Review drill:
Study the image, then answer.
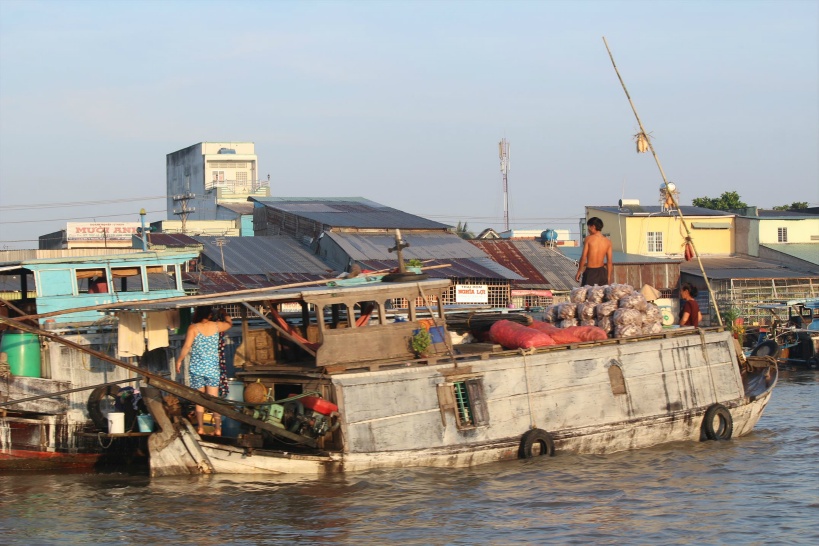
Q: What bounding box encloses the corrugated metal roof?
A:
[512,241,582,292]
[218,202,255,215]
[469,240,550,288]
[757,209,819,219]
[680,255,819,280]
[691,222,730,229]
[559,247,680,264]
[356,258,522,281]
[193,236,334,276]
[251,197,450,230]
[761,243,819,265]
[147,233,202,248]
[324,231,489,260]
[181,271,331,294]
[589,205,733,217]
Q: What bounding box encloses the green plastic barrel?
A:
[0,332,42,377]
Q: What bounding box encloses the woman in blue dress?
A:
[176,306,232,435]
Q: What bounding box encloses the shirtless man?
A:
[575,217,613,286]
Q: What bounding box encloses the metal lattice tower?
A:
[499,138,510,231]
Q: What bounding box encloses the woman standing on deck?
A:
[176,306,232,435]
[679,283,702,327]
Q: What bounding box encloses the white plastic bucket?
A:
[108,412,125,434]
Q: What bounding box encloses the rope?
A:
[96,432,114,449]
[519,349,537,430]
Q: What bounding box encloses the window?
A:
[647,231,663,253]
[438,377,489,429]
[777,227,788,243]
[76,268,108,294]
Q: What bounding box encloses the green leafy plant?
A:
[719,308,746,338]
[406,259,423,268]
[411,329,432,356]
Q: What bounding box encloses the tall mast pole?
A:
[499,138,510,232]
[602,36,723,327]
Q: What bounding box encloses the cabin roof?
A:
[324,231,488,260]
[217,202,255,215]
[0,250,199,268]
[468,240,551,288]
[250,197,451,230]
[356,257,523,280]
[192,235,334,276]
[146,233,202,248]
[107,278,454,310]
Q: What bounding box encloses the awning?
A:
[511,289,553,297]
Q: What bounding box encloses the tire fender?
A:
[87,385,122,430]
[518,428,555,459]
[702,403,734,441]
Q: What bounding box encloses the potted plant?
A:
[411,328,432,358]
[405,259,423,274]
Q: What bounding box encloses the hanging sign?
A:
[67,222,140,241]
[455,284,488,304]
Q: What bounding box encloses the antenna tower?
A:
[499,138,510,231]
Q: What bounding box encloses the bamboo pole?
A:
[602,36,723,327]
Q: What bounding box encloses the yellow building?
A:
[585,202,735,258]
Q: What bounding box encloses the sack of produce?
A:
[613,308,642,326]
[597,316,613,333]
[587,286,605,304]
[595,300,618,317]
[557,303,577,319]
[565,325,609,341]
[605,283,634,301]
[558,319,578,329]
[614,324,642,337]
[529,321,582,344]
[619,292,648,311]
[569,287,588,303]
[489,320,555,349]
[577,302,596,320]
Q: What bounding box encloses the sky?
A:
[0,0,817,249]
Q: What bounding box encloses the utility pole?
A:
[214,237,227,271]
[172,192,196,234]
[499,138,510,232]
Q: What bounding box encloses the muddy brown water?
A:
[1,369,817,545]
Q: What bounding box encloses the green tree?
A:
[772,201,809,211]
[692,191,748,211]
[455,221,475,240]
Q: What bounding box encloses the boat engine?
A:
[244,396,340,439]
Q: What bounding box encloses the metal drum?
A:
[221,379,245,438]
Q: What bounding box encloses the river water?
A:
[1,369,817,545]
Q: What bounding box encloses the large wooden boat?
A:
[2,276,778,476]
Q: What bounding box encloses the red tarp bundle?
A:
[489,320,556,349]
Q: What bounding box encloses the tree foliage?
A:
[772,202,809,211]
[691,191,748,211]
[455,221,475,240]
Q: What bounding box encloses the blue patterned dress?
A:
[188,326,221,389]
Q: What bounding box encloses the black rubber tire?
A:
[518,428,555,459]
[381,272,429,283]
[702,404,734,441]
[87,385,121,430]
[750,340,779,358]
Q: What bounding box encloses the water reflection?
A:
[1,371,818,544]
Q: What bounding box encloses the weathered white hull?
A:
[152,329,777,476]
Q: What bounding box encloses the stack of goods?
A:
[543,284,663,339]
[489,320,555,349]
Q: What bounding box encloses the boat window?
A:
[354,301,380,326]
[76,268,109,294]
[608,363,627,395]
[452,378,489,429]
[146,265,178,292]
[111,266,143,293]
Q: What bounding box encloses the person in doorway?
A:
[679,283,702,327]
[575,217,613,286]
[176,306,232,435]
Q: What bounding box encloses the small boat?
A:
[749,299,819,369]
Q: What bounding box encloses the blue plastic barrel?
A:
[0,332,41,378]
[221,379,245,438]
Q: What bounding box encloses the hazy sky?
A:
[1,0,817,249]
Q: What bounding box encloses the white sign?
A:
[455,284,488,304]
[67,222,140,241]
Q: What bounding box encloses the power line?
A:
[0,209,166,225]
[0,195,168,211]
